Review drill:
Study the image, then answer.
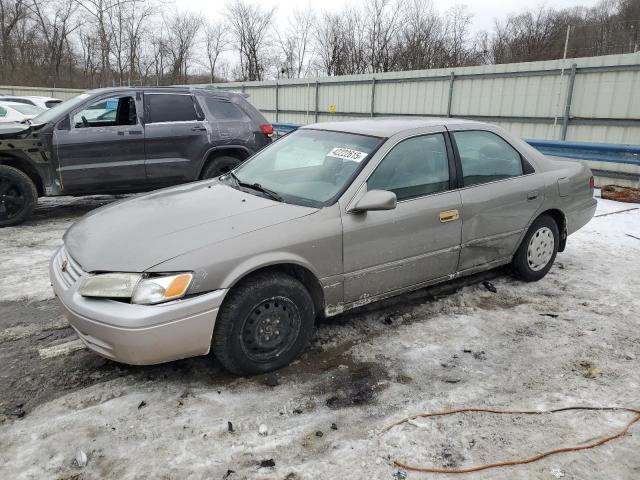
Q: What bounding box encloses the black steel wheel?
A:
[213,272,315,375]
[0,165,38,227]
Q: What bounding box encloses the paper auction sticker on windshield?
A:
[327,147,368,163]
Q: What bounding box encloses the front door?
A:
[449,129,544,271]
[55,94,146,193]
[143,92,210,187]
[341,132,462,304]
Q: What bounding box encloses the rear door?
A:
[143,92,210,187]
[449,128,544,271]
[54,93,146,193]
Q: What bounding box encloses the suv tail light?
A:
[260,124,273,135]
[589,175,594,189]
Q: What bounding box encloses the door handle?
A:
[527,191,539,200]
[128,130,143,135]
[439,209,460,223]
[191,125,207,131]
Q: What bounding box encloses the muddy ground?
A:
[0,194,639,480]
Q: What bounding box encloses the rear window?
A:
[45,100,62,108]
[145,94,198,123]
[10,103,43,115]
[205,98,245,120]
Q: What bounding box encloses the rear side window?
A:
[452,130,523,187]
[0,107,6,117]
[368,134,450,201]
[205,98,245,120]
[145,94,198,123]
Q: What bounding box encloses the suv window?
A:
[453,130,523,187]
[205,97,245,120]
[0,106,6,117]
[145,94,198,123]
[368,133,450,201]
[73,96,137,128]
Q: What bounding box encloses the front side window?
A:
[205,97,245,120]
[368,134,450,201]
[73,96,137,128]
[453,130,523,187]
[231,129,383,207]
[145,94,198,123]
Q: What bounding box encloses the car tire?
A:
[201,155,242,179]
[511,214,559,282]
[212,272,315,376]
[0,165,38,228]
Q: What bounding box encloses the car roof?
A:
[85,86,239,98]
[0,95,60,101]
[301,117,485,137]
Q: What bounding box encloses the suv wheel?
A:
[0,165,38,227]
[201,155,242,179]
[511,214,559,282]
[212,272,315,376]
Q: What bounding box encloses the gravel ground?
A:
[0,193,639,480]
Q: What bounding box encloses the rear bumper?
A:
[567,197,597,235]
[49,247,227,365]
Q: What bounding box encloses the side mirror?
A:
[353,189,397,212]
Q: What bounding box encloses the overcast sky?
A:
[173,0,602,33]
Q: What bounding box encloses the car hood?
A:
[64,180,317,272]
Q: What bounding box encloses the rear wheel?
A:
[0,165,37,227]
[212,272,315,376]
[511,214,559,282]
[201,155,242,179]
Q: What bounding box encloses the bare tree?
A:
[275,7,314,78]
[165,11,201,83]
[202,20,229,84]
[0,0,30,81]
[31,0,79,86]
[226,0,275,81]
[364,0,403,73]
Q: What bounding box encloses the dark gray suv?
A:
[0,86,272,226]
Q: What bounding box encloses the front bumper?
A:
[49,247,228,365]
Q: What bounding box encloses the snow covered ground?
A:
[0,193,639,479]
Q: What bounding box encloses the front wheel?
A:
[0,165,38,227]
[212,272,315,375]
[511,215,559,282]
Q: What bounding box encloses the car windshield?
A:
[8,103,43,115]
[32,93,90,125]
[231,129,384,207]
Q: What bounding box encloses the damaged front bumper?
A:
[49,246,227,365]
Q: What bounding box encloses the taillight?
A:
[260,124,273,135]
[589,176,594,189]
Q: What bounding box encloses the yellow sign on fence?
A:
[328,104,337,113]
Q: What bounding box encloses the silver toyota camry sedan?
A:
[50,118,596,375]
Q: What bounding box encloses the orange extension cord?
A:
[381,406,640,474]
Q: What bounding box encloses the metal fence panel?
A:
[214,52,640,144]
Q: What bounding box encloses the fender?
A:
[219,251,322,291]
[197,144,253,178]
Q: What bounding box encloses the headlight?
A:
[80,273,142,298]
[80,272,193,305]
[131,273,193,305]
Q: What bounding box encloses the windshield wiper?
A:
[227,172,283,202]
